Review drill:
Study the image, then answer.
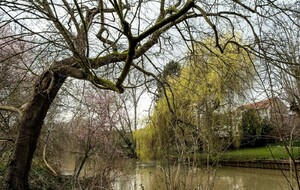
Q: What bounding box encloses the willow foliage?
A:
[136,37,255,160]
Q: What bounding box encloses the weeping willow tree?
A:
[0,0,299,188]
[135,37,255,160]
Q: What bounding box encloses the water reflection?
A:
[113,162,297,190]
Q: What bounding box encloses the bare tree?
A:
[0,24,36,167]
[112,70,151,158]
[0,0,299,189]
[67,89,124,189]
[261,4,300,115]
[252,2,300,187]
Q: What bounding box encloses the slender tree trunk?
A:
[3,70,66,190]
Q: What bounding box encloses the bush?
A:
[240,109,274,148]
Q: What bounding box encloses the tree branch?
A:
[135,0,195,42]
[0,138,14,143]
[194,5,223,53]
[43,144,58,176]
[0,105,22,118]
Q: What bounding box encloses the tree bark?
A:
[3,70,66,190]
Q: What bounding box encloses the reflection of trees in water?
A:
[216,167,293,190]
[114,164,295,190]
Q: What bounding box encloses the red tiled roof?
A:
[239,98,277,110]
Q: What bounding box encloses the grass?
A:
[216,146,300,161]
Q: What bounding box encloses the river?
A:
[113,161,297,190]
[61,156,298,190]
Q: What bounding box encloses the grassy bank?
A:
[216,146,300,162]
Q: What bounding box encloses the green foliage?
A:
[240,109,274,147]
[291,139,300,147]
[157,61,181,98]
[113,130,137,158]
[134,124,158,160]
[241,109,262,139]
[136,36,255,160]
[162,61,181,79]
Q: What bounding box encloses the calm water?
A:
[61,156,298,190]
[113,162,298,190]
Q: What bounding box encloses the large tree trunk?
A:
[3,70,66,190]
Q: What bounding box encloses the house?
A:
[199,98,300,149]
[237,97,289,121]
[236,97,300,141]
